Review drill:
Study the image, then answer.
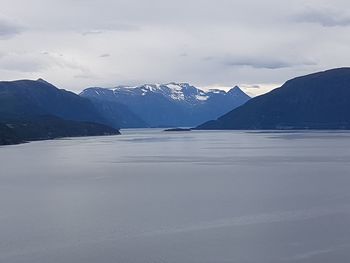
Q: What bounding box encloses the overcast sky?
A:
[1,0,350,95]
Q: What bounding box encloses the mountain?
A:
[0,79,107,124]
[0,79,120,145]
[0,123,23,145]
[1,115,118,144]
[82,97,148,128]
[80,83,250,127]
[197,68,350,130]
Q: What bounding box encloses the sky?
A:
[1,0,350,95]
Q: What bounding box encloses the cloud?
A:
[225,58,292,69]
[223,56,317,69]
[81,24,139,36]
[239,83,280,97]
[293,7,350,27]
[0,17,24,39]
[99,53,111,58]
[81,30,103,36]
[0,51,89,73]
[74,74,97,79]
[242,84,261,89]
[0,52,47,72]
[0,0,349,93]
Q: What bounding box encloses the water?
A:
[1,129,350,263]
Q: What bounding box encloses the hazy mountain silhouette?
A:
[81,83,250,127]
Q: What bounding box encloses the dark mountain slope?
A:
[0,79,120,145]
[2,116,119,143]
[197,68,350,130]
[0,123,23,145]
[0,79,106,125]
[84,95,148,128]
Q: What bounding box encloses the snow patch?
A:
[195,95,209,101]
[166,83,185,100]
[209,89,226,94]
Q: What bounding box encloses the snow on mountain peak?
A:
[163,83,185,100]
[97,82,250,103]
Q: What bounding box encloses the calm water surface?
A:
[1,129,350,263]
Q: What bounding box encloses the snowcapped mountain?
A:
[80,83,251,128]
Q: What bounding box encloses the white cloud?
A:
[81,24,139,36]
[223,56,317,69]
[0,16,24,39]
[0,0,349,95]
[0,51,90,73]
[293,7,350,27]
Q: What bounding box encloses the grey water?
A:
[1,129,350,263]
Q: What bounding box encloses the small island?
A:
[164,128,192,132]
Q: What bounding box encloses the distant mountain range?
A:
[2,67,350,145]
[81,83,251,128]
[197,68,350,130]
[0,79,119,145]
[0,79,249,145]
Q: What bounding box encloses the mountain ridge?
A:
[0,79,120,145]
[81,82,251,128]
[196,68,350,130]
